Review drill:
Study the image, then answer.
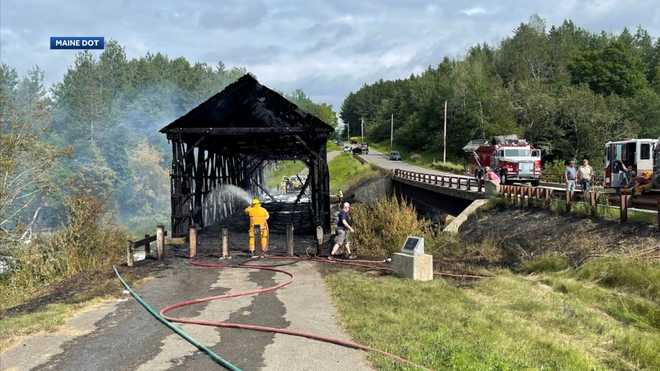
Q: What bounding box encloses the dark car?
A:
[389,151,402,161]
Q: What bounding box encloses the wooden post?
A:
[523,195,529,208]
[565,190,571,212]
[657,200,660,229]
[156,225,165,260]
[590,192,598,217]
[286,224,294,256]
[545,188,551,208]
[126,241,134,267]
[221,227,230,259]
[620,195,629,223]
[144,234,151,258]
[189,225,197,258]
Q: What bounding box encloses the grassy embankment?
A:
[264,161,307,189]
[0,196,130,351]
[327,198,659,370]
[265,151,379,194]
[329,152,379,192]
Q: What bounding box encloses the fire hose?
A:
[114,256,434,370]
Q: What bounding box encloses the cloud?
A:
[460,6,488,16]
[1,0,659,110]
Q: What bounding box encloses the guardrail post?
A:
[467,178,471,191]
[590,192,598,217]
[156,225,165,260]
[221,227,230,259]
[545,188,551,208]
[189,225,197,258]
[565,190,572,212]
[620,195,629,223]
[286,223,295,256]
[126,241,134,267]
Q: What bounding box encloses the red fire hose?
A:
[159,257,431,370]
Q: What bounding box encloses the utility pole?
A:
[347,122,350,141]
[361,117,364,143]
[443,100,447,163]
[390,113,394,152]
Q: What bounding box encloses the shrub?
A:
[350,197,432,257]
[542,160,567,182]
[0,195,128,309]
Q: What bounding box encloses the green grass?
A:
[329,153,379,192]
[327,266,660,370]
[264,160,307,189]
[327,140,341,152]
[518,254,570,273]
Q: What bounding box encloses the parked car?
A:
[352,146,363,155]
[389,151,402,161]
[343,145,352,153]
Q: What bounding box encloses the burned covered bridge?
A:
[160,74,333,236]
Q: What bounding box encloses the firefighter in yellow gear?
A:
[245,197,269,257]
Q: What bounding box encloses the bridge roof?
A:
[159,74,334,135]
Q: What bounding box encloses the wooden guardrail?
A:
[394,169,483,193]
[499,184,660,228]
[126,225,167,267]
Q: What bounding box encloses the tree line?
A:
[0,41,337,244]
[341,16,660,164]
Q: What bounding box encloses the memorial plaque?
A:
[401,236,424,256]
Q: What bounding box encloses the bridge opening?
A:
[160,74,333,237]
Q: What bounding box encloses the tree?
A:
[0,65,65,244]
[569,41,647,96]
[286,89,338,127]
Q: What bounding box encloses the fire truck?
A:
[604,138,658,194]
[463,135,542,186]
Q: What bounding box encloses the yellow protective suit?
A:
[245,198,269,253]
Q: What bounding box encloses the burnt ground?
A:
[459,207,660,265]
[0,232,373,371]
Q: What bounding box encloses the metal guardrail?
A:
[394,169,483,193]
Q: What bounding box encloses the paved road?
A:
[1,240,372,371]
[357,149,463,177]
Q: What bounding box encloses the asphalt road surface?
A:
[357,149,462,177]
[1,241,372,371]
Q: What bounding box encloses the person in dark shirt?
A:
[330,202,355,259]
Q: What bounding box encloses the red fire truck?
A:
[463,135,542,186]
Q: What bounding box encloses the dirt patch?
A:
[459,207,659,266]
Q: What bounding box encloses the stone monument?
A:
[392,236,433,281]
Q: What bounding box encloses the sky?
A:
[1,0,660,111]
